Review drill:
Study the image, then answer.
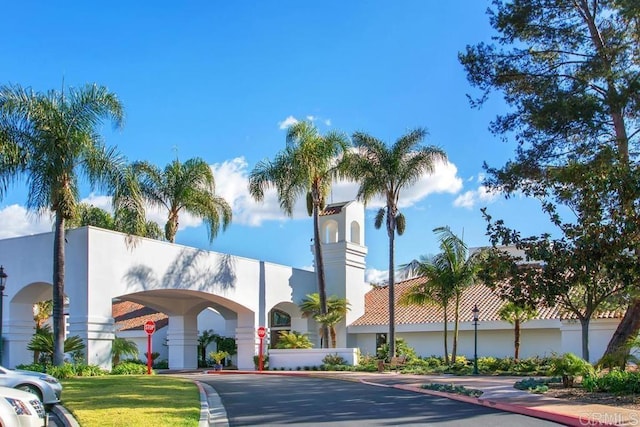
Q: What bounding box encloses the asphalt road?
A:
[197,374,563,426]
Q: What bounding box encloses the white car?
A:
[0,386,46,427]
[0,366,62,406]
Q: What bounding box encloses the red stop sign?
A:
[257,326,266,339]
[144,320,156,335]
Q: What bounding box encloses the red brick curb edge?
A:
[391,384,617,427]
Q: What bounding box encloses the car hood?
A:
[13,370,58,383]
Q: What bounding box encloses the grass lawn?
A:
[60,375,201,427]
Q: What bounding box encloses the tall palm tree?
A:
[0,83,125,365]
[131,157,232,243]
[249,121,349,348]
[498,302,537,361]
[299,293,350,348]
[342,128,446,358]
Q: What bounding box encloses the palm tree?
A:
[27,325,86,365]
[0,83,125,366]
[249,121,349,348]
[130,157,232,243]
[434,227,482,362]
[399,255,456,364]
[67,202,164,240]
[299,293,350,348]
[198,329,218,366]
[498,302,537,361]
[32,300,53,363]
[111,336,139,366]
[342,128,446,358]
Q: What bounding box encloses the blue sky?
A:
[0,1,556,282]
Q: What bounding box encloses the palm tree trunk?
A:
[312,203,329,348]
[452,294,460,363]
[330,326,337,348]
[387,215,396,359]
[514,318,520,361]
[443,307,449,364]
[52,212,66,366]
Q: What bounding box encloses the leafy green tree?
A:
[111,337,139,366]
[478,239,628,362]
[498,302,537,361]
[341,129,446,358]
[0,83,126,365]
[299,293,350,348]
[459,0,640,364]
[130,157,232,243]
[249,121,349,348]
[399,227,481,363]
[460,0,640,368]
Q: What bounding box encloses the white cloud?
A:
[324,119,331,126]
[329,160,463,209]
[211,157,294,226]
[453,185,500,209]
[365,268,388,284]
[0,205,53,238]
[306,115,316,122]
[278,116,299,130]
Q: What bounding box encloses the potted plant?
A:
[209,350,229,371]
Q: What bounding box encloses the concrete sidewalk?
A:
[315,372,640,427]
[197,370,640,427]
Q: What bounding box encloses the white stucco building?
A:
[0,200,624,369]
[0,201,368,370]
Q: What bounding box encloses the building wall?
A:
[350,319,617,361]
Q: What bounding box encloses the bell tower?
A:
[313,201,368,347]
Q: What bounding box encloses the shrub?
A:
[15,363,46,373]
[322,353,347,366]
[549,353,594,387]
[74,364,107,377]
[376,338,417,361]
[253,355,269,369]
[594,369,640,394]
[514,377,561,392]
[112,362,150,375]
[421,383,483,398]
[47,363,76,379]
[153,359,169,369]
[275,331,313,349]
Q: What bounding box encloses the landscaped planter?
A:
[268,348,359,370]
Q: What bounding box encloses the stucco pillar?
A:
[68,315,115,370]
[167,314,198,369]
[5,302,34,368]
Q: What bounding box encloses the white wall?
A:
[349,319,621,361]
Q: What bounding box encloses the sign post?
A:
[257,326,266,371]
[144,320,156,375]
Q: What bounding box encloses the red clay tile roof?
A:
[320,202,348,216]
[350,277,621,327]
[113,301,168,332]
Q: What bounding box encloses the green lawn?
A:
[60,375,201,427]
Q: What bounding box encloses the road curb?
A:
[392,384,617,427]
[50,404,80,427]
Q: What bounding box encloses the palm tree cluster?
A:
[0,83,232,366]
[249,121,447,355]
[1,82,448,363]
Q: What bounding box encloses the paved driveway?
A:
[196,374,562,426]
